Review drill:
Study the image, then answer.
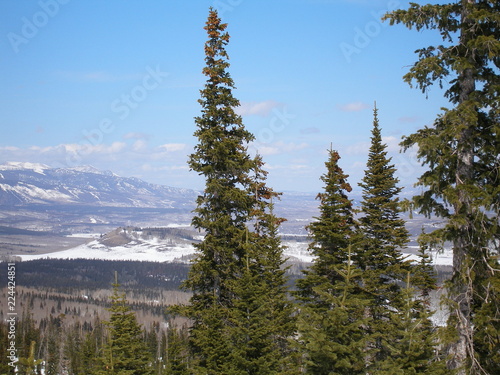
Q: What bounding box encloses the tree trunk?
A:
[446,1,477,373]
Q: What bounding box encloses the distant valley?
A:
[0,161,451,266]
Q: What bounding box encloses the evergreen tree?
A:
[295,148,367,374]
[64,323,85,375]
[357,106,412,368]
[165,324,190,375]
[44,315,63,375]
[97,280,153,375]
[384,2,500,373]
[375,272,447,375]
[357,106,409,274]
[227,162,297,373]
[82,317,106,375]
[179,8,295,374]
[0,322,15,374]
[17,341,43,375]
[18,309,40,364]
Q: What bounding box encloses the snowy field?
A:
[17,240,453,266]
[19,238,198,263]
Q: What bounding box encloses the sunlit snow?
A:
[17,239,453,266]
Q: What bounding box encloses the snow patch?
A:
[18,239,198,263]
[0,162,50,174]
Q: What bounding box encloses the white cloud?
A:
[235,100,282,117]
[141,164,189,172]
[132,139,147,152]
[382,136,402,152]
[338,101,369,112]
[258,145,279,156]
[123,132,150,140]
[159,143,186,153]
[252,141,309,156]
[346,141,370,155]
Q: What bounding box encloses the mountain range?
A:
[0,162,320,235]
[0,161,204,234]
[0,161,198,208]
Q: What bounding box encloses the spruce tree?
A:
[375,272,447,375]
[97,280,153,375]
[357,106,412,368]
[165,324,190,375]
[384,2,500,373]
[226,159,297,373]
[295,148,367,374]
[180,8,295,374]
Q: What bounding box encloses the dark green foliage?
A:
[43,315,63,375]
[385,1,500,372]
[165,324,190,375]
[357,106,409,274]
[374,272,447,375]
[96,281,154,375]
[180,8,295,374]
[64,323,86,375]
[296,149,368,374]
[298,148,357,293]
[357,107,413,368]
[17,309,40,369]
[16,259,189,291]
[0,322,15,374]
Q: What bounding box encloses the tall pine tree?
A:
[384,2,500,373]
[357,106,412,369]
[180,8,295,374]
[295,148,368,374]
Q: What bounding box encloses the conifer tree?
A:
[375,272,447,375]
[226,159,297,373]
[64,323,85,375]
[82,317,106,375]
[180,8,295,374]
[0,322,14,374]
[357,106,411,367]
[17,341,43,375]
[97,280,153,375]
[44,316,63,375]
[384,2,500,373]
[165,325,190,375]
[295,148,367,374]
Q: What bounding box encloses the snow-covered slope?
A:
[16,227,452,266]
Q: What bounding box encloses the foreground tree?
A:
[295,148,368,374]
[179,8,295,374]
[384,1,500,373]
[357,106,412,369]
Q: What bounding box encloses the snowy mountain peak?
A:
[0,162,50,174]
[67,165,116,176]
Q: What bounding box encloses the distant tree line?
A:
[0,285,189,375]
[16,259,189,291]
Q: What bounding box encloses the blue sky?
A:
[0,0,450,192]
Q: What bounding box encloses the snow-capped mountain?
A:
[0,162,198,208]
